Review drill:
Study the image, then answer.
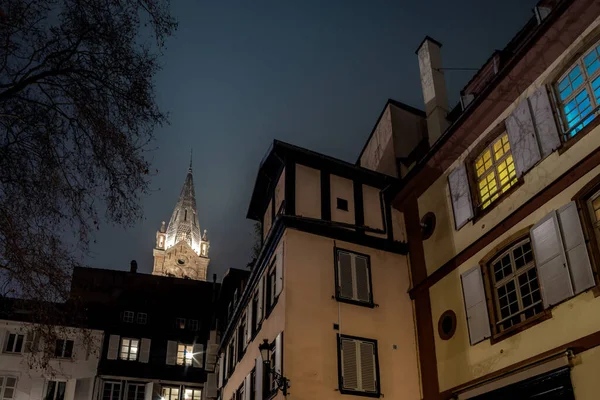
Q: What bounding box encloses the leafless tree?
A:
[0,0,176,368]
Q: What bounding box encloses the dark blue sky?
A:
[87,0,538,279]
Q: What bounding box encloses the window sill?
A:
[490,309,552,345]
[557,114,600,156]
[471,178,525,225]
[338,389,381,398]
[335,295,375,309]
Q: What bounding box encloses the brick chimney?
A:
[416,36,449,146]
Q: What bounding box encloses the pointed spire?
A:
[189,148,193,172]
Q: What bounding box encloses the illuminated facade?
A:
[153,161,210,281]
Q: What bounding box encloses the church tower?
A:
[153,158,210,280]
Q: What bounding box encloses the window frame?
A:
[465,122,523,220]
[336,334,380,398]
[237,314,247,361]
[572,173,600,291]
[126,383,145,400]
[0,376,17,400]
[552,38,600,141]
[333,247,374,308]
[188,319,199,331]
[161,387,179,400]
[177,343,194,366]
[479,228,552,343]
[176,318,186,329]
[54,339,74,358]
[102,382,121,400]
[122,311,134,323]
[183,388,201,400]
[119,337,140,361]
[136,313,147,325]
[4,333,24,354]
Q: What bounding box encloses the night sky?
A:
[86,0,538,280]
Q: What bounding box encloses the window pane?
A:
[45,382,56,400]
[6,334,15,352]
[54,340,64,357]
[56,383,66,400]
[14,335,23,353]
[64,340,74,358]
[584,45,600,75]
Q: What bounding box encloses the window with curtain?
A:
[554,40,600,139]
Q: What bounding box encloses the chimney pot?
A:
[130,260,138,273]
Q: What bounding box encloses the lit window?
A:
[177,343,193,366]
[54,339,74,358]
[474,133,517,209]
[45,381,66,400]
[489,237,542,331]
[126,384,145,400]
[0,377,17,400]
[184,388,201,400]
[136,313,147,325]
[120,338,139,361]
[4,334,23,353]
[555,40,600,138]
[176,318,186,329]
[162,387,179,400]
[123,311,134,323]
[188,319,198,331]
[102,382,121,400]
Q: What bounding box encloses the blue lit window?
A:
[555,42,600,139]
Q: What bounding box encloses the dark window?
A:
[227,340,235,378]
[1,376,17,400]
[188,319,199,331]
[338,335,379,396]
[335,249,373,306]
[251,294,258,337]
[54,339,74,358]
[266,262,277,311]
[236,383,245,400]
[184,209,187,221]
[102,383,121,400]
[238,316,246,360]
[126,384,145,400]
[122,311,134,323]
[45,381,66,400]
[336,198,349,211]
[250,369,256,400]
[4,333,24,353]
[136,312,147,325]
[269,342,277,395]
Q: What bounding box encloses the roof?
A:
[246,140,401,220]
[165,165,202,253]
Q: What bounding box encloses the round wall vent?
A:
[421,212,436,240]
[438,310,457,340]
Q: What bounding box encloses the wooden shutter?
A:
[506,98,541,177]
[274,333,283,377]
[244,373,252,400]
[529,86,561,158]
[338,251,353,299]
[206,343,219,371]
[340,338,359,391]
[205,374,217,399]
[275,244,284,297]
[460,267,491,345]
[29,378,44,400]
[73,378,93,400]
[530,211,573,307]
[107,335,120,360]
[193,343,204,368]
[166,340,177,365]
[246,304,253,345]
[255,356,263,400]
[139,338,151,363]
[359,341,377,393]
[448,164,474,230]
[557,202,595,294]
[218,353,225,388]
[354,255,371,303]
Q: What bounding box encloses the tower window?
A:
[184,210,187,221]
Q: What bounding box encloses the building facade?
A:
[153,160,210,281]
[70,264,220,400]
[356,0,600,398]
[215,142,421,400]
[0,317,103,400]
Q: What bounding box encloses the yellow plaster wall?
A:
[283,229,420,400]
[330,174,355,225]
[295,164,321,219]
[418,18,600,276]
[430,165,600,391]
[571,346,600,399]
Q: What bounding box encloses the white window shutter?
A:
[275,244,284,297]
[340,338,359,391]
[224,345,230,378]
[144,383,154,400]
[530,211,573,307]
[257,279,264,322]
[107,335,120,360]
[65,379,76,400]
[218,353,225,388]
[205,374,217,399]
[255,356,263,400]
[246,305,252,345]
[354,256,371,302]
[529,86,561,158]
[506,98,541,177]
[358,341,377,393]
[166,340,177,365]
[448,164,474,230]
[244,373,252,400]
[193,343,204,368]
[206,343,219,371]
[338,251,354,299]
[275,333,282,377]
[460,267,491,345]
[557,202,595,294]
[29,378,44,400]
[139,338,151,363]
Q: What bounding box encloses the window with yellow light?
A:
[474,133,517,210]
